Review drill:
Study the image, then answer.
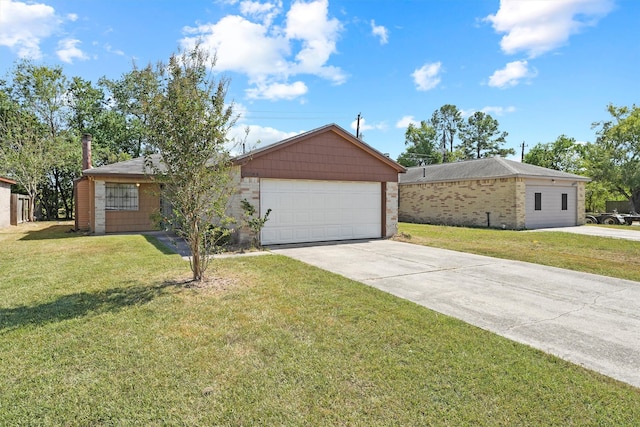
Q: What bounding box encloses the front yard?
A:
[1,222,639,425]
[397,222,640,282]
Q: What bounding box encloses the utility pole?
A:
[356,113,361,139]
[521,141,527,162]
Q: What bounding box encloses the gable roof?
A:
[235,123,406,173]
[400,157,590,184]
[83,154,162,178]
[84,123,406,178]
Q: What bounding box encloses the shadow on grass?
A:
[19,223,82,241]
[142,233,191,257]
[0,281,184,332]
[143,234,181,255]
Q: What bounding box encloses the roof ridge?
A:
[494,157,519,174]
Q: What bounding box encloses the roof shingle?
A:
[400,157,590,184]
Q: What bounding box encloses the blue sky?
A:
[1,0,638,160]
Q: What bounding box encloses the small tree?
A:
[145,46,237,282]
[241,199,271,248]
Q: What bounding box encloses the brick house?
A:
[76,124,406,244]
[399,158,590,229]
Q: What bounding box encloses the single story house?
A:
[399,157,590,229]
[76,124,406,245]
[0,177,16,228]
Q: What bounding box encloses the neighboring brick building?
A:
[0,177,16,228]
[399,158,590,229]
[77,124,406,244]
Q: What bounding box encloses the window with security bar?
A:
[106,183,139,210]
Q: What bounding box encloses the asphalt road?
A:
[270,239,640,389]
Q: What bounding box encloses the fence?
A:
[10,194,31,225]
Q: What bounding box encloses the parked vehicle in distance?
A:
[586,211,640,225]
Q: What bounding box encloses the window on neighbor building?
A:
[106,183,139,211]
[561,193,568,211]
[534,192,542,211]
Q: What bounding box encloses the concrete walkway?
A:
[270,239,640,389]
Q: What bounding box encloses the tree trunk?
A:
[28,194,36,222]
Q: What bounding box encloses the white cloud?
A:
[350,117,386,133]
[67,13,78,22]
[104,43,125,56]
[181,0,345,101]
[182,16,289,78]
[481,105,516,116]
[0,0,61,59]
[227,124,301,154]
[56,38,88,63]
[488,60,537,88]
[485,0,614,58]
[459,108,475,118]
[396,115,418,128]
[371,20,388,45]
[285,0,344,81]
[245,80,308,100]
[239,0,281,26]
[412,62,442,91]
[460,106,516,118]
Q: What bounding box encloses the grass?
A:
[396,222,640,282]
[1,222,639,425]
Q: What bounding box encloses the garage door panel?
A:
[525,185,577,229]
[261,179,381,245]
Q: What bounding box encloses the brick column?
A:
[94,181,106,234]
[385,181,399,237]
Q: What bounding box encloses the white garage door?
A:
[525,185,577,229]
[260,179,381,245]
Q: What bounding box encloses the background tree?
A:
[587,104,640,212]
[430,104,461,162]
[457,111,514,159]
[523,135,585,173]
[0,90,51,221]
[1,61,79,219]
[144,46,237,282]
[396,121,442,167]
[99,66,158,158]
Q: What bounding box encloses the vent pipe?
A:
[422,167,426,178]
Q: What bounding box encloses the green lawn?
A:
[397,222,640,282]
[1,222,639,425]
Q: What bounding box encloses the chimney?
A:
[82,133,92,170]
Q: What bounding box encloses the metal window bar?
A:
[106,183,138,211]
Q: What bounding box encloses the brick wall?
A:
[399,177,526,229]
[105,183,160,233]
[577,182,586,225]
[385,181,398,237]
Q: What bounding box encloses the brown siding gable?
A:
[236,123,405,182]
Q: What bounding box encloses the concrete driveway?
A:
[270,239,640,389]
[529,224,640,242]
